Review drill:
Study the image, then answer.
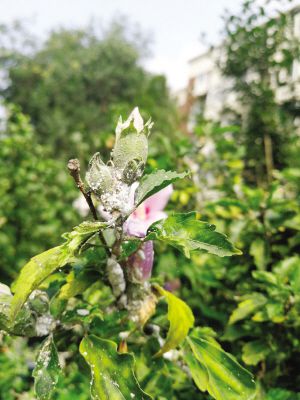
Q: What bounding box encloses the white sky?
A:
[0,0,298,90]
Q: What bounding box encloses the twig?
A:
[68,159,98,220]
[68,158,110,256]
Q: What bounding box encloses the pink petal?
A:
[128,241,154,281]
[143,184,173,213]
[124,211,167,237]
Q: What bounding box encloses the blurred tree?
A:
[0,22,177,160]
[0,106,78,282]
[221,0,300,185]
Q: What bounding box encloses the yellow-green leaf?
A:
[229,293,267,325]
[10,246,71,322]
[58,270,97,300]
[80,335,152,400]
[153,285,194,357]
[186,336,256,400]
[10,221,107,321]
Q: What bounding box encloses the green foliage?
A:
[0,106,79,282]
[79,335,152,400]
[147,212,241,257]
[0,107,248,400]
[0,22,177,160]
[222,0,300,184]
[1,5,299,397]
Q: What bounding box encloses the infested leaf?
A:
[86,152,114,196]
[10,221,108,320]
[80,335,152,400]
[33,336,61,400]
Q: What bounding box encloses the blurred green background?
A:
[1,0,300,398]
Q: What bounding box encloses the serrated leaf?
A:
[186,336,256,400]
[33,336,61,400]
[80,335,152,400]
[10,221,107,320]
[153,285,194,357]
[147,212,241,258]
[229,293,267,325]
[135,170,189,207]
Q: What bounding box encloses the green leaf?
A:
[10,246,71,322]
[80,335,152,400]
[147,212,241,258]
[62,305,103,325]
[63,221,109,252]
[252,271,279,286]
[113,132,148,169]
[249,238,268,270]
[274,256,300,292]
[265,388,300,400]
[229,293,267,324]
[252,301,285,323]
[120,239,143,259]
[153,285,194,357]
[58,270,98,300]
[0,282,43,336]
[10,221,107,320]
[242,340,270,366]
[186,336,256,400]
[33,336,61,400]
[184,345,208,392]
[135,170,189,207]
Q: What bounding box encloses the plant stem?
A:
[68,158,98,220]
[68,158,110,256]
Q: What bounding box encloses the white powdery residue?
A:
[76,309,90,316]
[35,314,54,337]
[106,258,126,297]
[101,181,132,215]
[162,349,180,361]
[119,331,130,340]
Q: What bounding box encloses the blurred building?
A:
[176,6,300,134]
